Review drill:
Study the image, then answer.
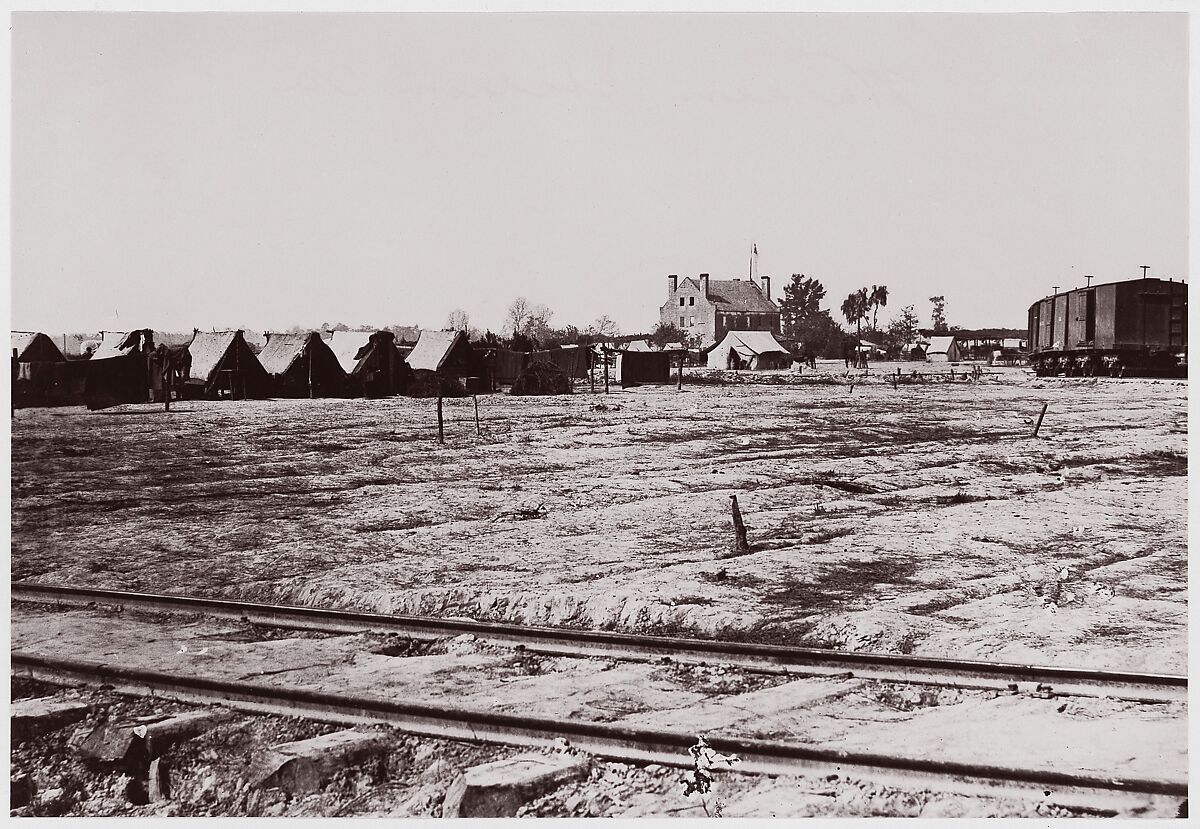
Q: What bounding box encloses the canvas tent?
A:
[259,332,347,397]
[704,330,793,370]
[185,330,271,399]
[926,336,964,362]
[12,332,69,407]
[406,330,491,393]
[324,329,410,397]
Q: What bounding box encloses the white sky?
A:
[10,10,1188,335]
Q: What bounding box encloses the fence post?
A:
[1033,403,1048,438]
[603,350,610,394]
[473,393,482,437]
[437,393,445,444]
[730,495,750,556]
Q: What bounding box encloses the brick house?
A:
[660,273,781,349]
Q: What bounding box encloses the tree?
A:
[841,288,870,342]
[445,309,471,332]
[650,322,698,350]
[868,285,889,333]
[884,305,921,357]
[791,311,845,359]
[586,315,620,340]
[521,304,556,344]
[505,297,531,337]
[929,295,948,333]
[779,274,827,341]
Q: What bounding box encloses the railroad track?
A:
[11,582,1186,703]
[10,651,1186,815]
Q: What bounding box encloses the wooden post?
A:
[589,350,595,393]
[729,495,750,556]
[163,365,171,412]
[676,354,683,391]
[437,393,445,444]
[1033,403,1048,438]
[308,342,314,399]
[473,394,482,436]
[603,350,610,394]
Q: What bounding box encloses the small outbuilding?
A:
[704,330,793,370]
[258,332,347,398]
[926,336,964,363]
[325,329,411,397]
[186,330,272,399]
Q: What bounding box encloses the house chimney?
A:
[762,275,771,300]
[700,273,710,297]
[668,274,678,297]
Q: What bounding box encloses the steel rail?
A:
[11,582,1185,703]
[10,651,1184,815]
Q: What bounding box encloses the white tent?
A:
[705,330,793,370]
[926,336,963,362]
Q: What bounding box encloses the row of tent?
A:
[12,328,491,410]
[13,326,802,409]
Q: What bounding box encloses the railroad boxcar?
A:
[1026,277,1186,377]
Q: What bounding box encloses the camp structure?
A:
[405,329,491,394]
[925,336,964,363]
[184,330,271,400]
[704,330,794,370]
[325,329,411,397]
[258,332,347,398]
[83,329,192,409]
[12,332,69,407]
[615,350,673,385]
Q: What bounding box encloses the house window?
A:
[679,298,685,306]
[680,316,686,326]
[689,316,695,327]
[688,297,695,306]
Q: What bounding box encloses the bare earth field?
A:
[10,365,1187,673]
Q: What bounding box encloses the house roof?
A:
[624,340,653,352]
[682,277,779,313]
[258,332,315,375]
[406,329,466,372]
[705,329,791,358]
[927,336,959,353]
[187,331,239,384]
[325,330,376,374]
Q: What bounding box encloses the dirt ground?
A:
[10,364,1187,673]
